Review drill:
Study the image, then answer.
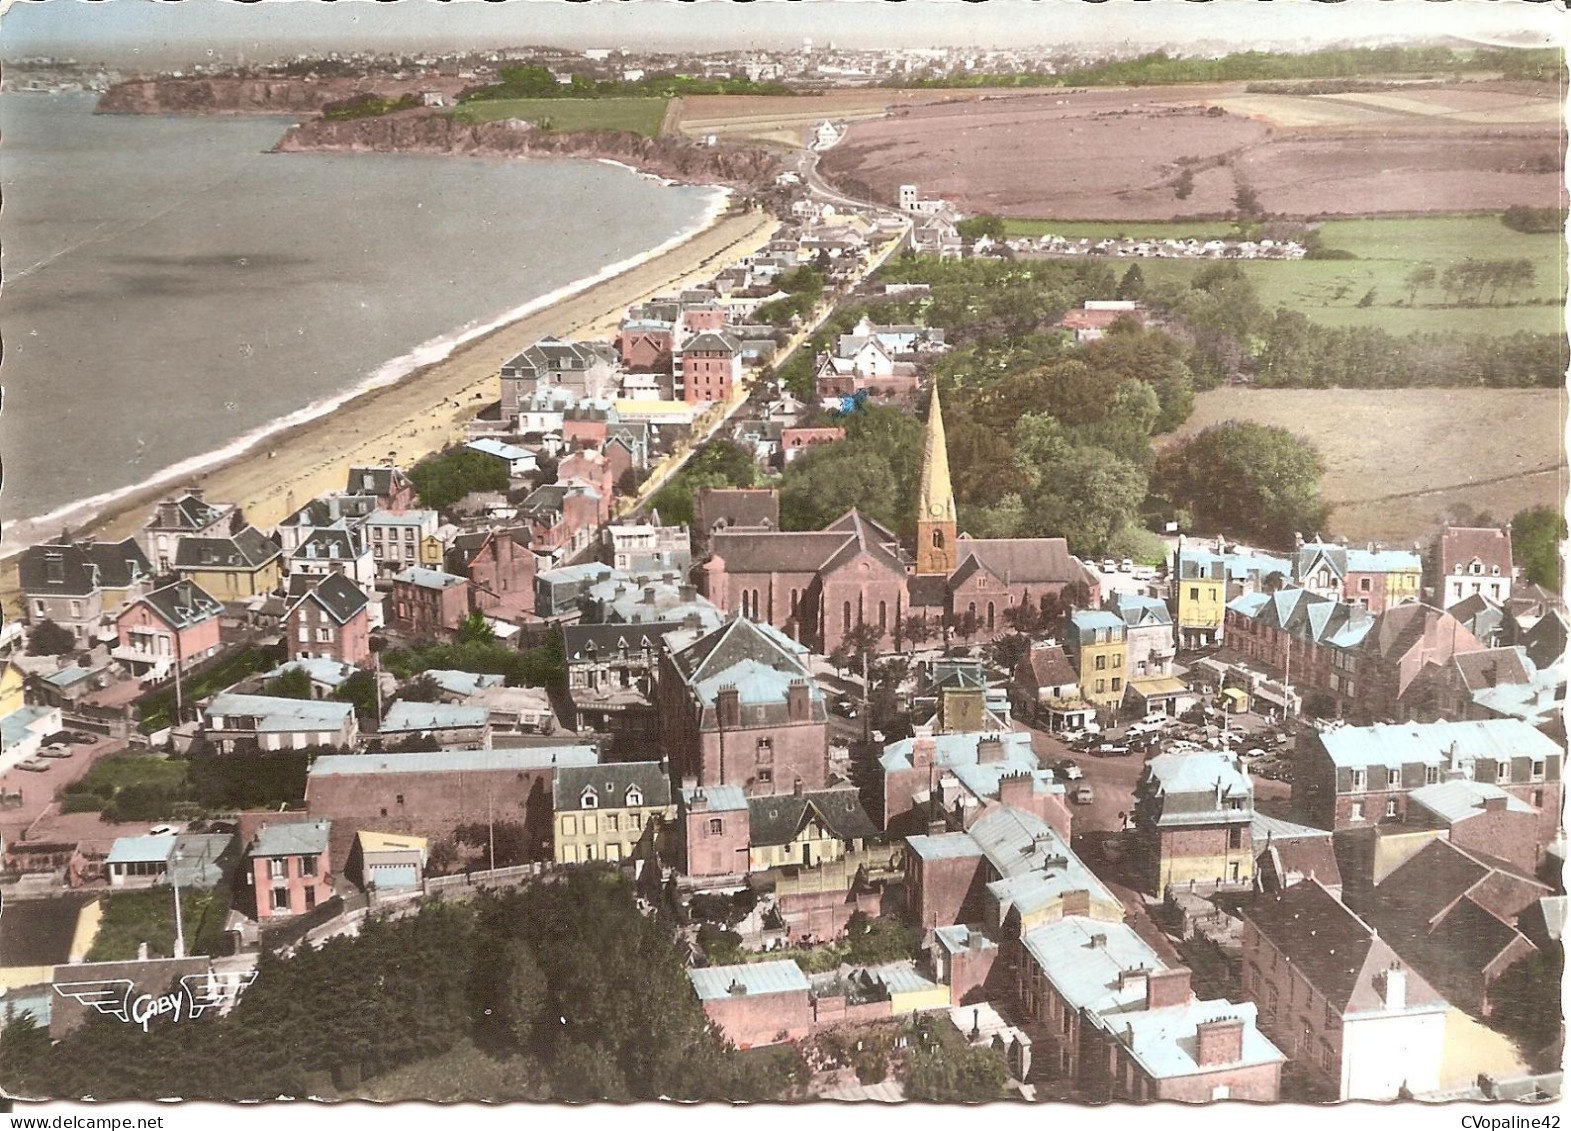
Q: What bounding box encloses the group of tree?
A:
[1151,421,1330,546]
[0,873,798,1102]
[381,623,565,690]
[1501,205,1566,235]
[460,65,793,104]
[955,213,1007,242]
[645,439,760,527]
[1510,505,1567,591]
[779,405,925,535]
[409,446,511,511]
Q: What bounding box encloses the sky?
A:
[1,0,1565,65]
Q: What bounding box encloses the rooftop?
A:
[251,820,331,858]
[380,701,490,732]
[308,746,598,777]
[688,959,810,1001]
[1316,718,1561,770]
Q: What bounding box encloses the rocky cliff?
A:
[97,77,404,115]
[272,111,783,187]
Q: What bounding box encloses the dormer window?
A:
[625,786,643,808]
[1470,561,1483,576]
[581,787,599,809]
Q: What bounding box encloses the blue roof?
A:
[107,834,177,866]
[681,784,748,812]
[689,959,810,1001]
[1227,592,1272,618]
[1317,718,1561,770]
[905,832,985,861]
[309,746,598,777]
[1116,999,1283,1079]
[879,731,1036,774]
[422,670,506,697]
[42,665,93,688]
[267,658,358,688]
[692,658,819,707]
[1346,549,1422,573]
[1143,751,1253,798]
[1022,917,1166,1017]
[252,820,331,858]
[1106,592,1173,628]
[933,924,996,955]
[1,706,56,752]
[206,693,354,731]
[393,567,465,589]
[465,439,533,461]
[380,700,490,732]
[1070,609,1124,633]
[538,563,621,586]
[367,509,437,527]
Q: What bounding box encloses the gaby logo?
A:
[54,971,258,1033]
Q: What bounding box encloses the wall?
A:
[908,850,987,931]
[1340,1010,1447,1100]
[701,988,813,1049]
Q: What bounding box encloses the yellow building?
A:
[173,527,284,601]
[552,762,674,866]
[1066,610,1127,709]
[0,661,25,720]
[746,788,877,872]
[420,535,446,569]
[1172,553,1227,650]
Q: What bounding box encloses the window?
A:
[756,738,774,763]
[1387,768,1400,789]
[1384,799,1398,818]
[1349,801,1364,821]
[304,885,317,911]
[270,887,290,911]
[626,786,643,807]
[757,768,774,785]
[584,815,598,835]
[563,816,577,836]
[1497,760,1511,784]
[1111,677,1122,692]
[1532,760,1546,782]
[1533,789,1544,807]
[1325,1002,1338,1028]
[1350,769,1366,792]
[301,855,318,875]
[1113,654,1122,668]
[317,627,333,643]
[581,788,598,809]
[843,602,852,633]
[630,812,643,829]
[605,814,619,832]
[267,858,287,880]
[1189,587,1200,601]
[708,818,724,836]
[1321,1041,1335,1073]
[1425,765,1440,785]
[1228,826,1243,849]
[298,622,310,643]
[584,843,597,861]
[1095,655,1107,671]
[1360,577,1372,592]
[1264,986,1278,1022]
[1095,679,1106,694]
[396,794,405,806]
[1227,797,1244,811]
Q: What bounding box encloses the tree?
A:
[1404,264,1436,306]
[956,213,1007,242]
[262,666,314,700]
[26,619,77,656]
[1153,422,1330,546]
[843,621,885,665]
[1233,181,1262,217]
[333,670,379,717]
[1511,505,1566,590]
[1116,263,1146,300]
[1173,166,1195,200]
[456,610,495,646]
[902,614,935,654]
[398,673,442,702]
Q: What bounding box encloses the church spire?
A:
[915,382,958,575]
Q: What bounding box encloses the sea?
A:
[0,93,722,547]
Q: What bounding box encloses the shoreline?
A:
[0,201,780,609]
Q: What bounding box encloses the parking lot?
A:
[0,731,126,843]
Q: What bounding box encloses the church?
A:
[695,385,1100,654]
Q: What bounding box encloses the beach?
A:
[0,203,779,610]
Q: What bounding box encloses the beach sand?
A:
[0,205,779,610]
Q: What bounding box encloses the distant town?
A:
[0,30,1564,1109]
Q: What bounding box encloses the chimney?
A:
[1381,966,1407,1011]
[997,771,1034,810]
[786,679,811,723]
[1088,932,1107,950]
[679,584,697,601]
[927,820,948,836]
[157,499,182,528]
[977,734,1006,764]
[1483,794,1507,813]
[716,685,741,729]
[793,779,804,798]
[1195,1017,1245,1066]
[912,736,937,770]
[1145,967,1193,1010]
[643,586,657,605]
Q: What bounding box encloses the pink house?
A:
[389,568,470,639]
[112,580,224,679]
[780,427,845,465]
[247,819,333,921]
[680,331,742,404]
[559,449,614,520]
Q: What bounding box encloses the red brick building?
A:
[656,616,830,797]
[283,572,371,666]
[346,466,416,514]
[1130,751,1255,895]
[679,331,742,404]
[389,567,470,639]
[678,782,751,877]
[304,746,601,867]
[780,426,845,465]
[446,528,535,621]
[558,448,614,519]
[1352,602,1484,722]
[246,819,333,922]
[688,960,813,1049]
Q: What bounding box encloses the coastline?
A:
[0,200,780,608]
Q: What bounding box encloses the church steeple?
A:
[915,382,958,575]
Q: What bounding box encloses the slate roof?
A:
[347,467,409,498]
[1450,647,1533,692]
[205,693,355,731]
[1115,999,1284,1080]
[420,669,506,697]
[1407,780,1534,826]
[267,658,359,689]
[106,835,177,866]
[19,539,152,597]
[1106,592,1173,628]
[1142,751,1252,799]
[1361,602,1474,662]
[251,820,331,858]
[953,537,1093,588]
[563,622,678,661]
[1238,881,1447,1014]
[287,572,370,625]
[1449,593,1505,643]
[682,330,742,354]
[1022,917,1166,1017]
[693,487,780,536]
[708,530,849,574]
[174,527,281,571]
[879,731,1037,774]
[392,567,466,591]
[1259,836,1343,891]
[278,495,378,529]
[153,493,230,533]
[680,783,748,813]
[1438,526,1513,574]
[553,761,672,812]
[501,336,620,375]
[671,615,810,685]
[746,788,877,847]
[138,580,224,630]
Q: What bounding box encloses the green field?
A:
[1001,218,1242,241]
[1009,213,1566,336]
[450,97,669,136]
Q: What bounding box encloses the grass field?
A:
[451,97,669,136]
[1166,387,1567,539]
[87,888,225,962]
[1009,212,1565,335]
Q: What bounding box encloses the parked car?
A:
[1119,559,1134,572]
[148,824,177,837]
[17,760,49,773]
[1071,784,1095,805]
[62,731,96,745]
[1054,759,1084,781]
[1101,558,1118,573]
[1094,743,1131,758]
[38,747,73,760]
